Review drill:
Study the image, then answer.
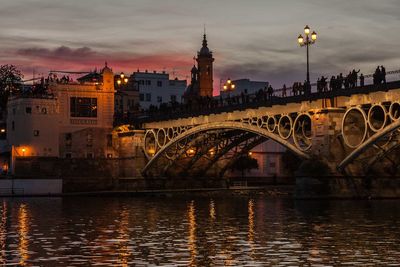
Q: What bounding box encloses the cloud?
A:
[17,46,96,60]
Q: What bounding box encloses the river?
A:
[0,195,399,266]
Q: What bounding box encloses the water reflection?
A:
[0,201,7,264]
[117,208,130,267]
[187,201,197,267]
[209,200,216,221]
[248,199,255,243]
[18,204,29,266]
[0,197,399,266]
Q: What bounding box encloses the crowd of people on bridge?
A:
[120,65,390,123]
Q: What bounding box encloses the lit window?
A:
[70,97,97,117]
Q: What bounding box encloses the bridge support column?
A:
[295,108,347,198]
[115,130,147,190]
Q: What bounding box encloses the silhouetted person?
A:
[329,76,336,91]
[267,85,274,99]
[351,69,360,88]
[360,73,365,87]
[373,66,381,85]
[344,72,350,89]
[320,76,327,92]
[282,84,287,97]
[317,78,321,93]
[381,65,386,84]
[292,82,298,96]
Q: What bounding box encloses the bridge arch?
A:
[338,119,400,171]
[142,121,310,176]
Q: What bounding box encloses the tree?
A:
[231,154,259,178]
[0,64,23,110]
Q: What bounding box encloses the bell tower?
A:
[101,62,114,92]
[196,34,214,97]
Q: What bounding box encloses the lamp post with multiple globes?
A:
[222,78,236,97]
[116,72,129,86]
[297,25,317,94]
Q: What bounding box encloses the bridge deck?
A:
[130,80,400,124]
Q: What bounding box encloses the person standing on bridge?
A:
[381,66,386,84]
[373,66,381,85]
[267,85,274,100]
[360,73,365,87]
[282,84,287,97]
[329,76,336,91]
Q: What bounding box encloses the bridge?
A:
[115,79,400,196]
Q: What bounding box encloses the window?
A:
[33,130,39,136]
[170,95,177,102]
[157,96,162,103]
[26,107,32,114]
[70,97,97,117]
[145,80,151,86]
[139,93,144,101]
[107,153,113,158]
[12,108,16,115]
[41,107,47,114]
[157,81,162,87]
[11,121,15,131]
[86,153,94,159]
[65,153,72,159]
[146,93,151,102]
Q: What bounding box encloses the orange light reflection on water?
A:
[0,202,7,264]
[117,208,130,267]
[18,204,29,266]
[188,201,197,267]
[248,199,255,243]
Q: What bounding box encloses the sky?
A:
[0,0,399,93]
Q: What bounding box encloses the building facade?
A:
[132,71,187,110]
[6,63,116,166]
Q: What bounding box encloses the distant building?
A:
[220,78,269,98]
[132,70,187,110]
[184,33,214,101]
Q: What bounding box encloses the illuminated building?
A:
[6,63,115,163]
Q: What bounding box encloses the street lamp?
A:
[298,25,317,92]
[117,72,129,86]
[222,78,236,97]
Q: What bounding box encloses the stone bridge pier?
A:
[117,85,400,198]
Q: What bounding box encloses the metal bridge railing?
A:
[117,69,400,124]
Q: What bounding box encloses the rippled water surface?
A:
[1,195,400,266]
